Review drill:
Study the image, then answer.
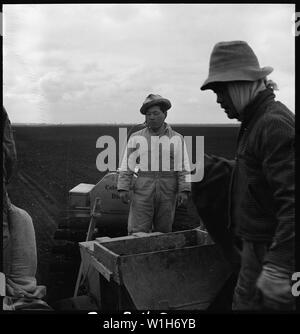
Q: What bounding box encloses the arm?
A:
[192,154,237,260]
[192,154,235,209]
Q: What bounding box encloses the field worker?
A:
[2,106,51,311]
[117,94,191,234]
[194,41,295,311]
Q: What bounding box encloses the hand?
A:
[256,265,295,310]
[119,190,131,204]
[177,191,189,207]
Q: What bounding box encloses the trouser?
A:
[128,173,177,234]
[3,203,47,304]
[232,239,294,311]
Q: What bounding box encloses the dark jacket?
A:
[192,89,295,272]
[231,89,294,271]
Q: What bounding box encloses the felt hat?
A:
[201,41,273,90]
[140,94,171,114]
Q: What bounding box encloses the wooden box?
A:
[69,183,95,208]
[89,228,232,310]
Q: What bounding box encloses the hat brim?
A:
[200,66,273,90]
[140,98,171,114]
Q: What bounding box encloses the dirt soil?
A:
[7,124,238,305]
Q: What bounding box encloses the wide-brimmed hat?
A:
[201,41,273,90]
[140,94,171,114]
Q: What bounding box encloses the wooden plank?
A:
[132,232,162,237]
[93,243,120,282]
[79,241,96,252]
[96,237,112,243]
[96,229,199,256]
[96,232,162,244]
[90,256,112,282]
[96,235,135,243]
[79,242,97,275]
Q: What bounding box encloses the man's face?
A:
[145,105,166,130]
[211,84,239,120]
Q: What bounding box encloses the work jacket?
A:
[231,88,294,271]
[193,89,295,272]
[117,123,191,193]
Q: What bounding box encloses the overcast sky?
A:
[3,4,295,124]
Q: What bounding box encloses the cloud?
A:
[3,4,295,124]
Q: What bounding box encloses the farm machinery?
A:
[50,171,206,305]
[49,169,238,311]
[49,125,238,311]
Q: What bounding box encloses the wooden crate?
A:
[80,228,232,311]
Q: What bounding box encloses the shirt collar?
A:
[147,122,172,136]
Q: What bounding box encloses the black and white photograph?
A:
[1,3,298,317]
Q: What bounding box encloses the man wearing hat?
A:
[193,41,295,310]
[117,94,191,234]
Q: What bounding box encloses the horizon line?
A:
[12,122,240,126]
